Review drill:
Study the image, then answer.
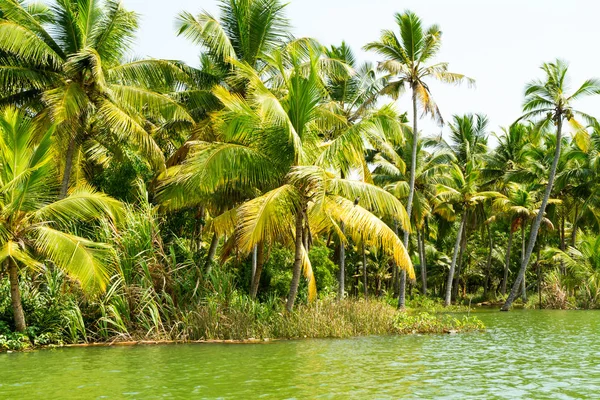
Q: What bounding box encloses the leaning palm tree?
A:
[502,60,600,310]
[364,10,474,308]
[0,0,193,196]
[0,107,122,331]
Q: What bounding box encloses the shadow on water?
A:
[1,309,599,399]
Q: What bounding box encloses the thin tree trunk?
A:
[205,233,219,275]
[9,259,26,332]
[251,244,257,290]
[338,223,345,300]
[502,117,563,311]
[452,227,466,301]
[250,242,265,299]
[444,210,467,306]
[536,241,542,309]
[484,225,494,298]
[362,240,368,297]
[398,87,419,309]
[59,138,76,199]
[521,224,527,302]
[286,210,305,312]
[418,229,427,295]
[501,227,514,295]
[571,204,578,247]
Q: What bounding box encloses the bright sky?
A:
[123,0,600,138]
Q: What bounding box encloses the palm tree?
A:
[502,60,600,310]
[436,114,499,306]
[364,10,474,308]
[321,42,405,298]
[0,107,122,331]
[0,0,192,196]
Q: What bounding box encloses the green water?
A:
[1,310,599,399]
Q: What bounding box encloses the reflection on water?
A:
[1,310,599,399]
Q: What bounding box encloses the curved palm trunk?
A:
[286,209,305,312]
[418,229,427,295]
[501,227,514,295]
[59,138,76,199]
[502,118,563,311]
[338,223,345,300]
[9,259,26,332]
[398,88,419,309]
[444,210,467,306]
[204,233,220,275]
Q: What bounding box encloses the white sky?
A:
[122,0,600,138]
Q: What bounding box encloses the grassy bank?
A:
[0,297,484,351]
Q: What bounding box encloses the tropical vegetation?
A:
[1,0,599,348]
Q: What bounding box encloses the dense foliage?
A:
[0,0,598,346]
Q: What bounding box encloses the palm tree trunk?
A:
[418,229,427,295]
[398,88,419,309]
[452,229,466,302]
[484,225,494,298]
[536,240,542,309]
[205,233,220,275]
[501,227,514,295]
[251,244,258,290]
[338,223,345,300]
[8,259,26,332]
[287,210,305,312]
[502,117,563,311]
[521,224,527,302]
[571,204,578,247]
[362,240,368,297]
[250,242,264,299]
[444,210,467,306]
[59,137,76,199]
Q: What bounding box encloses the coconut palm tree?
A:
[364,10,474,308]
[0,107,122,331]
[502,60,600,310]
[0,0,193,197]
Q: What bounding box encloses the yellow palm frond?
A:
[324,196,414,279]
[236,185,300,254]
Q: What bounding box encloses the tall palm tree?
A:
[321,42,405,298]
[0,0,192,196]
[502,60,600,310]
[0,107,122,331]
[364,10,474,308]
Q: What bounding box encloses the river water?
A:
[1,309,599,399]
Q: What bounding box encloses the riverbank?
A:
[0,299,484,352]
